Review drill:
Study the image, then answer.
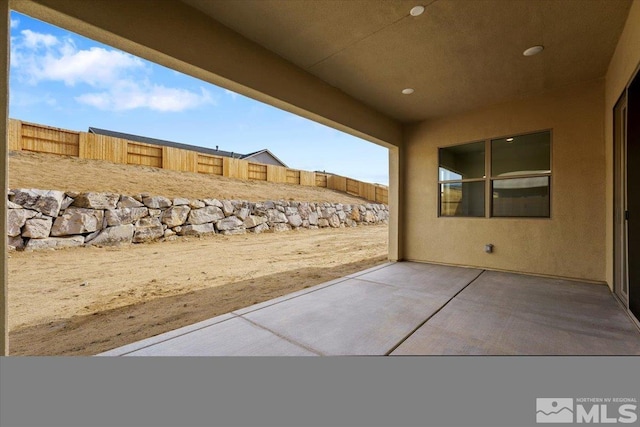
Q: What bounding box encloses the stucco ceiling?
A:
[180,0,632,123]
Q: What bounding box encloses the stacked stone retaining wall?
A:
[7,189,389,251]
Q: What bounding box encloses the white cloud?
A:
[74,92,110,110]
[10,19,19,29]
[11,29,213,112]
[44,46,144,86]
[12,31,144,86]
[21,29,58,48]
[76,81,214,112]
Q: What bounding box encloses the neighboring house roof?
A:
[87,127,287,167]
[241,149,288,168]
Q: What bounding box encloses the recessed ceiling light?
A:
[410,5,425,16]
[402,88,415,95]
[506,138,514,142]
[523,45,544,56]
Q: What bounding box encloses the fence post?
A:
[8,119,21,151]
[78,132,88,159]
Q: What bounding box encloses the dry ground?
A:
[7,151,389,356]
[9,150,373,204]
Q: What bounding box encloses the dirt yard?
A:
[9,150,373,204]
[8,151,389,356]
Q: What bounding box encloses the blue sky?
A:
[9,11,389,185]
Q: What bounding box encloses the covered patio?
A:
[1,0,639,357]
[100,262,640,356]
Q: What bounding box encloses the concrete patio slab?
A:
[242,267,479,355]
[98,262,640,357]
[99,312,237,356]
[349,262,482,297]
[232,276,351,316]
[391,271,640,355]
[343,261,395,279]
[107,315,318,356]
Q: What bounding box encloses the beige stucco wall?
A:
[605,0,640,289]
[1,0,9,355]
[388,145,403,261]
[402,79,606,282]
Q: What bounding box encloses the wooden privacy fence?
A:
[8,119,389,204]
[18,122,80,156]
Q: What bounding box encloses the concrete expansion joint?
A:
[350,277,400,288]
[240,316,325,356]
[384,270,487,356]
